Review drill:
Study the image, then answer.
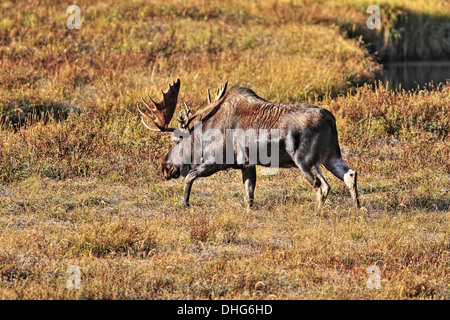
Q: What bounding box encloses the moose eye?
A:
[171,135,181,144]
[171,129,190,144]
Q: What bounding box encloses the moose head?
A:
[136,79,228,181]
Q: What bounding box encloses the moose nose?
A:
[171,168,180,179]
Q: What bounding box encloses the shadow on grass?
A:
[1,99,81,130]
[341,5,450,62]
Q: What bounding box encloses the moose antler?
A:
[215,80,228,101]
[137,79,181,132]
[206,80,228,104]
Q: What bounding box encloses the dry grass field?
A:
[0,0,449,299]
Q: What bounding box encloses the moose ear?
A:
[177,110,190,128]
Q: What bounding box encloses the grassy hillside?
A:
[305,0,450,61]
[0,0,449,299]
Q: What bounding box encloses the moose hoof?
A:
[181,198,190,207]
[245,202,256,212]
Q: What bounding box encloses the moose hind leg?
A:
[324,157,360,209]
[242,166,256,208]
[295,158,330,211]
[311,165,330,211]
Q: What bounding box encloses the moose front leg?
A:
[242,166,256,209]
[181,175,195,206]
[181,164,221,206]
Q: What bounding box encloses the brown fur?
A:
[163,86,360,211]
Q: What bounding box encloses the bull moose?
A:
[137,79,360,211]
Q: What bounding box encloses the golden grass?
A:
[0,0,449,300]
[0,162,448,299]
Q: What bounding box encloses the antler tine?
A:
[162,80,176,95]
[137,102,153,122]
[183,99,192,116]
[140,116,162,132]
[146,94,157,106]
[214,80,228,101]
[141,96,156,113]
[137,102,163,131]
[139,96,166,130]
